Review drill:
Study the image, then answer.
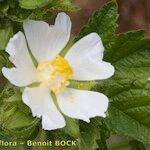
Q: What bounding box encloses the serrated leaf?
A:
[76,0,118,49]
[19,0,52,9]
[105,106,150,143]
[104,30,145,63]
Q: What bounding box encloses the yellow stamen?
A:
[37,55,73,93]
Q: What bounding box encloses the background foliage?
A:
[0,0,150,149]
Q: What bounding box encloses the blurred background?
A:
[69,0,150,35]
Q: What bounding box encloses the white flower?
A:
[2,12,115,130]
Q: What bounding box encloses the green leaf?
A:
[96,121,110,150]
[0,0,9,13]
[61,116,80,139]
[79,121,100,150]
[1,0,77,22]
[0,51,12,91]
[6,4,52,22]
[0,51,8,69]
[79,119,109,150]
[107,135,148,150]
[49,0,79,11]
[19,0,52,9]
[0,85,39,140]
[76,0,118,49]
[105,106,150,143]
[129,140,147,150]
[144,143,150,150]
[0,21,13,50]
[104,30,145,63]
[29,9,53,20]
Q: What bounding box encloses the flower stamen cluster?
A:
[37,55,73,93]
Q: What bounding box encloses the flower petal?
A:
[22,85,65,130]
[23,12,71,62]
[70,59,114,80]
[66,33,104,60]
[57,88,109,122]
[2,32,37,87]
[55,12,71,36]
[66,33,115,80]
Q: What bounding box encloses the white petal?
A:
[2,32,37,87]
[55,12,71,36]
[57,88,109,122]
[23,12,71,62]
[66,33,115,80]
[66,33,104,62]
[71,59,114,80]
[22,85,65,130]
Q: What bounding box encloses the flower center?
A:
[37,55,73,93]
